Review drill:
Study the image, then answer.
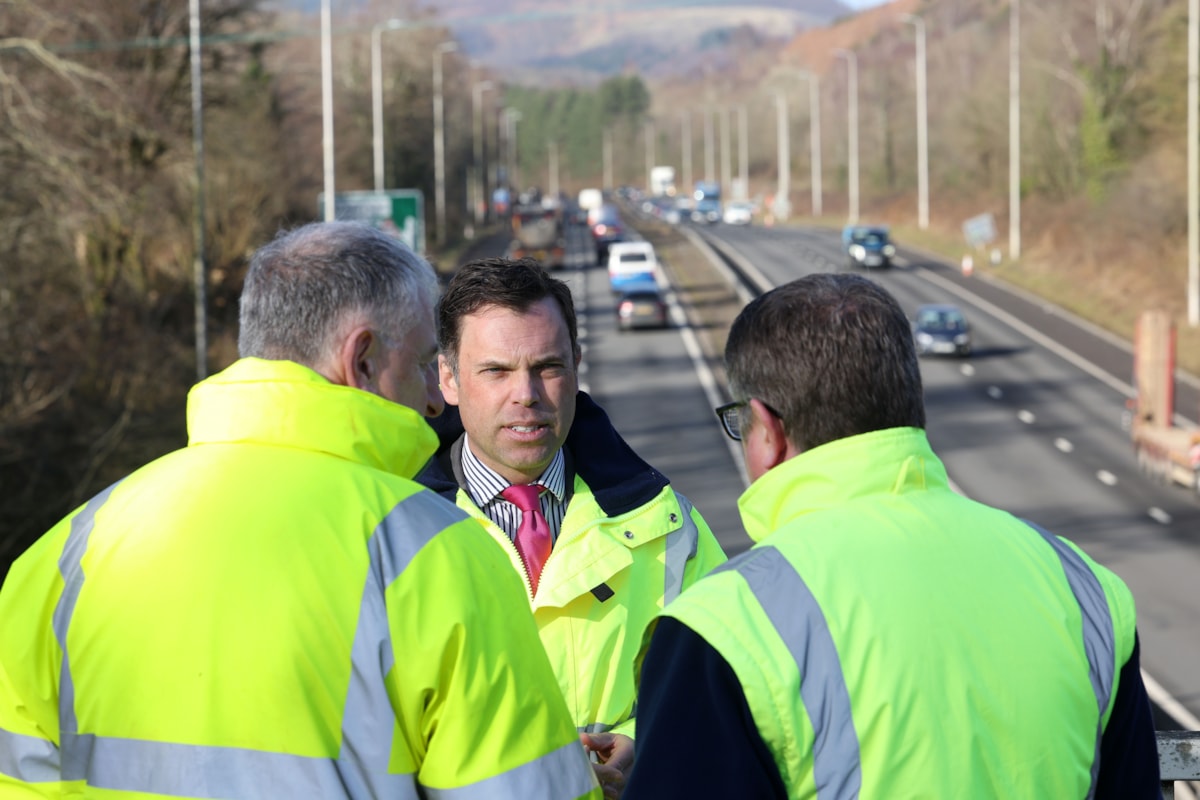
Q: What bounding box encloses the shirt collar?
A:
[460,435,566,508]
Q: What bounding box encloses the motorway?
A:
[692,219,1200,734]
[467,210,1200,744]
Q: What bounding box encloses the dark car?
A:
[843,225,896,269]
[588,203,625,260]
[913,303,972,357]
[615,280,669,331]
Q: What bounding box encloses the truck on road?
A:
[1128,309,1200,494]
[508,202,566,270]
[691,181,722,224]
[649,166,676,198]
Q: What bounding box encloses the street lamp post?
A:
[681,110,693,193]
[774,91,790,222]
[371,18,408,193]
[835,48,859,224]
[503,108,523,191]
[548,139,559,198]
[737,105,749,202]
[1009,0,1021,259]
[644,119,655,190]
[704,103,716,183]
[321,0,335,220]
[433,40,458,247]
[603,127,613,190]
[1190,0,1199,324]
[472,79,493,226]
[720,105,732,194]
[797,70,823,218]
[901,13,929,230]
[188,0,207,380]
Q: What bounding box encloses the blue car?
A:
[913,303,972,357]
[843,225,896,270]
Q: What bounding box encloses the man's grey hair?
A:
[238,221,438,366]
[724,272,925,452]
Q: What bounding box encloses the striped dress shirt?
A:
[461,436,567,544]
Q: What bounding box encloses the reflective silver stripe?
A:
[662,495,700,605]
[61,732,419,799]
[47,487,475,798]
[423,740,597,800]
[720,546,862,799]
[1025,521,1116,800]
[55,481,119,775]
[0,726,62,782]
[578,722,614,734]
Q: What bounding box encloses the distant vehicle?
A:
[616,281,669,331]
[842,225,896,269]
[606,241,659,293]
[578,188,604,213]
[913,303,972,357]
[1128,309,1200,493]
[649,166,676,198]
[723,201,755,226]
[509,203,566,270]
[691,181,722,224]
[492,187,512,218]
[588,203,625,260]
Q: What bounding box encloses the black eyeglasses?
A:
[715,399,781,441]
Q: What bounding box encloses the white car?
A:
[723,202,755,225]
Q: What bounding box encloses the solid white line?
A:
[1144,670,1200,729]
[655,270,751,489]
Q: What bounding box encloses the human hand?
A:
[579,732,634,800]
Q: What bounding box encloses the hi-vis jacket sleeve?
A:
[389,512,601,799]
[613,496,727,742]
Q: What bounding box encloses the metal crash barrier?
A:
[1160,731,1200,798]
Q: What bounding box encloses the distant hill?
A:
[434,0,851,79]
[290,0,854,80]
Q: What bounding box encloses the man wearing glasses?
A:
[627,273,1160,798]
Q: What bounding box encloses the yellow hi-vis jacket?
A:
[663,427,1140,798]
[0,358,600,800]
[418,396,728,739]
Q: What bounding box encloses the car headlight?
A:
[917,333,933,345]
[849,244,866,259]
[955,334,970,345]
[883,245,896,257]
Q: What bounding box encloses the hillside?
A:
[421,0,852,79]
[642,0,1199,374]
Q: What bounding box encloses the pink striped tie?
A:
[500,484,552,593]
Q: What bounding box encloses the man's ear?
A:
[438,354,460,405]
[338,326,376,391]
[747,397,790,472]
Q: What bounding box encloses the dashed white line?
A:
[960,363,975,377]
[1148,507,1173,525]
[1017,409,1036,424]
[987,386,1003,399]
[1054,438,1074,453]
[1096,470,1118,486]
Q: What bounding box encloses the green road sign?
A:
[317,190,426,255]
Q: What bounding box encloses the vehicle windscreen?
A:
[918,310,965,331]
[852,230,888,247]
